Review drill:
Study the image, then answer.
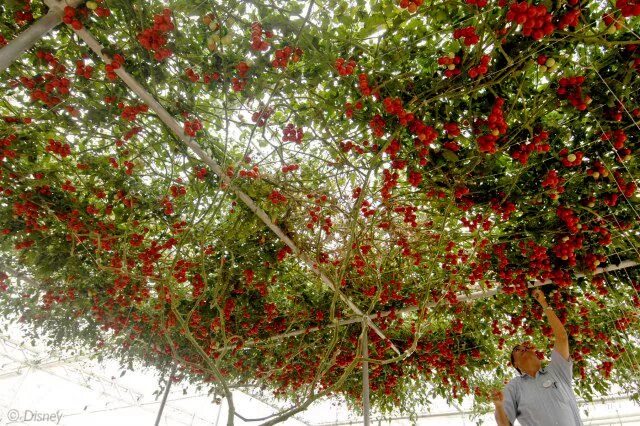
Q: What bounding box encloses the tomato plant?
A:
[0,0,639,421]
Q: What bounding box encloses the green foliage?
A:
[0,0,639,421]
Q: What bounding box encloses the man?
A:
[493,289,583,425]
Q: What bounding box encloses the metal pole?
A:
[154,365,176,426]
[0,0,85,73]
[362,320,370,426]
[0,12,61,73]
[213,398,222,426]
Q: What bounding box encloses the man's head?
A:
[510,341,542,375]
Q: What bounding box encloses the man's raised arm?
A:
[532,289,569,360]
[493,390,512,426]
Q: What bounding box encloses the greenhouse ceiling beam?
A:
[0,354,87,380]
[210,259,638,352]
[0,349,147,408]
[0,332,209,425]
[59,365,215,424]
[0,334,90,376]
[0,334,142,402]
[44,11,400,356]
[0,0,84,73]
[62,394,218,426]
[61,402,197,426]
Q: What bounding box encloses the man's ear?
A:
[512,358,521,374]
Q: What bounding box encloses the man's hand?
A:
[533,287,570,360]
[492,389,504,407]
[493,389,511,426]
[532,288,548,308]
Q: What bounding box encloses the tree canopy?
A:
[1,0,639,422]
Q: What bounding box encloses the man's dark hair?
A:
[510,346,522,375]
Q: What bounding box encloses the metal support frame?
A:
[202,260,640,352]
[154,365,176,426]
[1,0,636,361]
[38,13,400,355]
[0,333,210,425]
[0,12,60,73]
[0,0,84,73]
[2,259,637,355]
[361,320,370,426]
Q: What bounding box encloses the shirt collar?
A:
[521,366,548,379]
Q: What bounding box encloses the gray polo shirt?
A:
[503,349,583,425]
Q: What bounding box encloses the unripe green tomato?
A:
[221,34,233,45]
[539,65,547,73]
[545,58,555,67]
[86,1,98,10]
